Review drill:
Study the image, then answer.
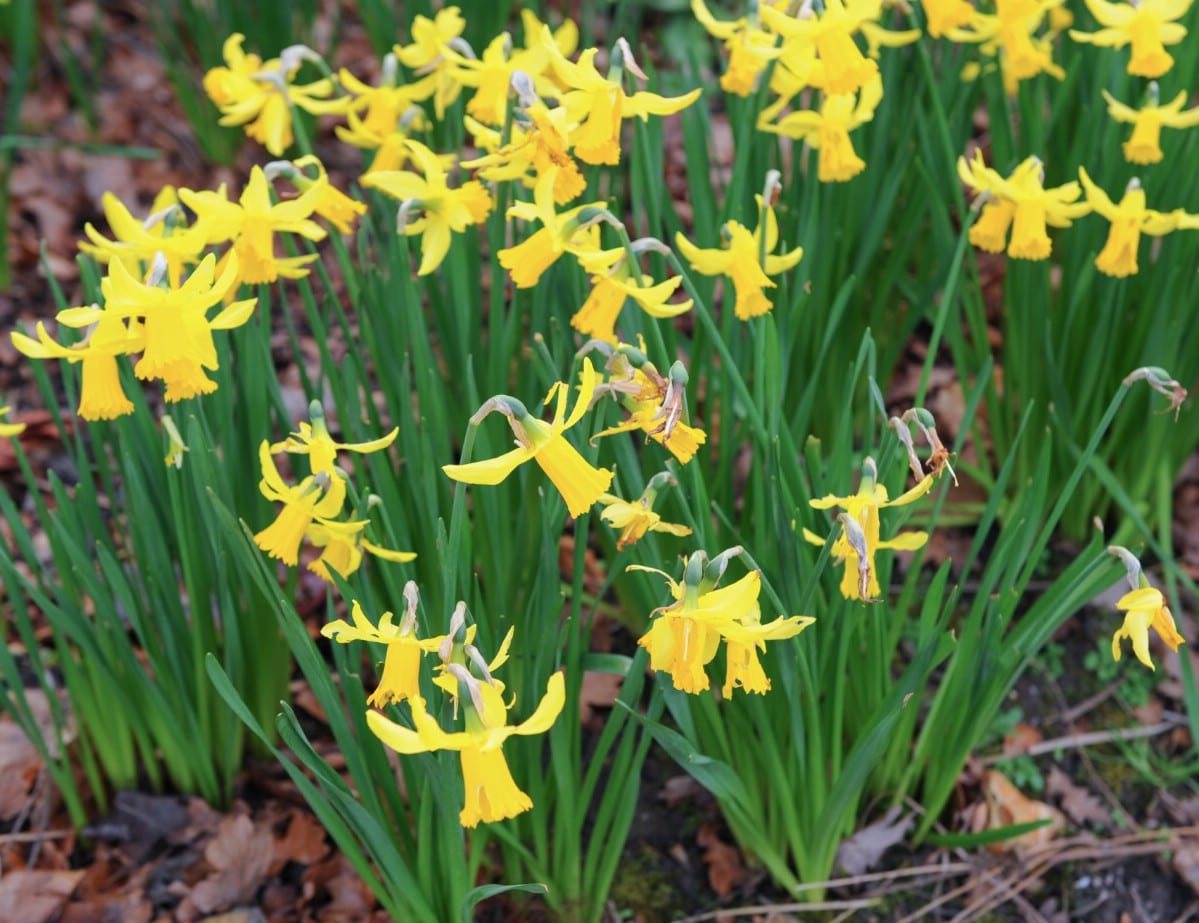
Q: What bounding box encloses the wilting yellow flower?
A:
[691,0,783,96]
[676,195,803,318]
[1070,0,1193,78]
[634,549,813,695]
[1113,586,1185,670]
[254,442,347,566]
[363,140,491,276]
[323,592,440,706]
[543,32,701,165]
[443,359,613,517]
[203,34,347,155]
[52,253,256,402]
[803,459,934,601]
[180,166,327,285]
[497,168,607,288]
[368,669,566,827]
[79,187,206,288]
[957,150,1089,260]
[598,472,692,550]
[0,405,24,438]
[948,0,1067,90]
[591,351,707,465]
[272,400,398,476]
[1102,85,1199,164]
[12,314,141,421]
[758,75,882,183]
[572,245,692,343]
[1078,168,1181,277]
[393,6,468,119]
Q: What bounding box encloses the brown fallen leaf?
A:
[697,823,746,899]
[982,769,1065,853]
[270,808,330,871]
[0,869,85,923]
[579,670,623,726]
[1002,722,1043,756]
[0,718,44,820]
[658,774,705,808]
[835,805,912,876]
[1045,766,1108,828]
[185,814,274,916]
[1173,842,1199,897]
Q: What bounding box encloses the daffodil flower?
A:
[675,194,803,317]
[362,140,492,276]
[323,592,440,706]
[1078,168,1180,277]
[203,34,348,156]
[1102,84,1199,164]
[368,669,566,827]
[254,442,347,566]
[598,472,692,550]
[634,549,813,695]
[12,314,141,421]
[497,168,608,288]
[803,459,934,601]
[542,32,702,165]
[1107,546,1185,670]
[1070,0,1193,78]
[79,187,207,288]
[393,6,470,119]
[957,150,1089,260]
[268,156,366,235]
[304,517,416,581]
[757,75,882,183]
[271,400,398,476]
[921,0,978,38]
[0,405,25,438]
[691,0,783,96]
[337,56,431,140]
[443,359,613,517]
[464,101,587,205]
[180,166,328,285]
[571,243,692,343]
[948,0,1067,88]
[55,253,256,403]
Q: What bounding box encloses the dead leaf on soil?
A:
[270,808,330,871]
[579,670,623,726]
[982,769,1065,853]
[658,774,705,808]
[0,718,44,819]
[302,853,377,922]
[835,805,912,876]
[1002,723,1043,756]
[697,823,746,898]
[1172,842,1199,897]
[0,869,85,923]
[1045,767,1108,828]
[185,814,273,916]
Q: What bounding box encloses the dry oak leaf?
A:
[982,769,1065,853]
[579,670,623,725]
[271,808,330,870]
[188,814,274,914]
[835,805,912,876]
[0,718,44,820]
[1045,766,1109,828]
[0,869,85,923]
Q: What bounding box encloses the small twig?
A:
[980,718,1187,764]
[673,898,879,922]
[0,830,73,845]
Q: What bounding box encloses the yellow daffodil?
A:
[543,32,702,165]
[957,150,1089,260]
[948,0,1067,89]
[337,56,431,140]
[1070,0,1193,78]
[675,194,803,318]
[497,168,607,288]
[79,187,206,288]
[323,592,440,706]
[254,442,347,566]
[12,314,141,421]
[758,75,882,183]
[443,359,613,517]
[691,0,783,96]
[362,140,492,276]
[572,244,692,343]
[269,156,366,235]
[598,472,692,550]
[803,459,934,601]
[1078,168,1180,277]
[180,166,328,285]
[54,254,256,402]
[1107,546,1185,671]
[271,401,398,476]
[591,350,707,465]
[463,102,587,205]
[393,6,468,119]
[1102,84,1199,164]
[368,669,566,827]
[634,548,813,695]
[921,0,978,38]
[0,405,24,438]
[304,518,416,581]
[203,34,347,156]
